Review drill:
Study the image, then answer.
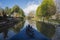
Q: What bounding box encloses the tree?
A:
[11,5,25,17]
[0,8,4,16]
[0,5,25,19]
[18,9,25,17]
[36,6,41,17]
[36,0,56,22]
[36,5,43,21]
[28,11,35,18]
[11,5,20,13]
[4,7,11,16]
[0,8,7,17]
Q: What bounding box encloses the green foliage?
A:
[18,9,25,17]
[36,21,55,38]
[11,5,25,17]
[0,8,7,17]
[4,7,11,15]
[36,0,56,20]
[36,5,42,18]
[41,0,48,17]
[0,8,4,13]
[11,5,20,13]
[0,5,25,17]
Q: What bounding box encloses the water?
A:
[0,20,25,40]
[0,19,60,40]
[22,20,37,30]
[52,27,60,40]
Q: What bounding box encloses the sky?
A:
[0,0,42,16]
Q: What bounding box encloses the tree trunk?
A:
[42,17,44,22]
[48,19,49,23]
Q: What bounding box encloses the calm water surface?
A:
[0,19,59,40]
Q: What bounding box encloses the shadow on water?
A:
[0,27,8,39]
[10,25,49,40]
[0,19,56,40]
[12,20,25,33]
[36,21,56,38]
[0,18,25,40]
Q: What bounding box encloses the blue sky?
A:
[0,0,42,15]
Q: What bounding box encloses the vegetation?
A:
[0,0,57,39]
[0,5,25,18]
[11,5,25,17]
[36,0,56,22]
[4,7,11,16]
[36,21,55,38]
[27,11,35,20]
[36,5,41,18]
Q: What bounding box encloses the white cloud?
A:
[23,1,39,16]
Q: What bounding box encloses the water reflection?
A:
[12,21,25,33]
[0,28,8,39]
[36,21,56,38]
[0,25,10,40]
[28,20,37,30]
[22,20,37,30]
[0,19,57,40]
[0,20,25,40]
[3,29,8,39]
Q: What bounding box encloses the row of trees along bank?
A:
[0,5,25,19]
[36,0,56,22]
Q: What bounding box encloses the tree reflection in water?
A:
[3,29,8,39]
[28,20,37,30]
[12,20,25,33]
[0,26,9,39]
[0,20,25,39]
[36,21,56,38]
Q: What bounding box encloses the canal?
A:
[0,19,59,40]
